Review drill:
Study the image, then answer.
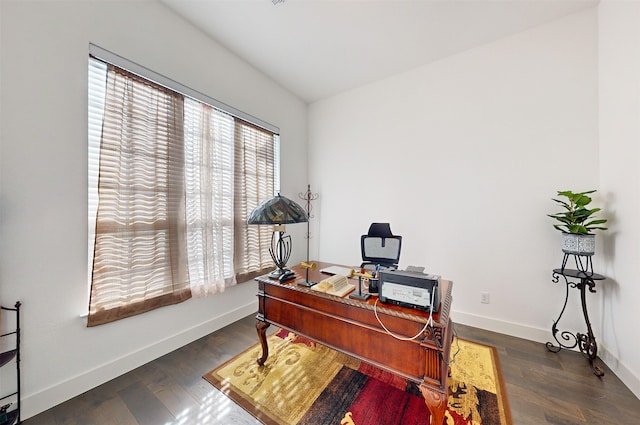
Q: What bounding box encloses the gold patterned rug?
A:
[204,329,512,425]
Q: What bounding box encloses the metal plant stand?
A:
[546,266,605,377]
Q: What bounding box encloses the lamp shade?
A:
[247,194,308,225]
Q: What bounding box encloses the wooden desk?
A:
[255,262,453,425]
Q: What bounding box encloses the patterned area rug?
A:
[204,329,512,425]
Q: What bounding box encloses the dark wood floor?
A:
[25,314,640,425]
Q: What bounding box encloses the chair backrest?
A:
[360,223,402,269]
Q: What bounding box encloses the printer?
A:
[378,268,441,312]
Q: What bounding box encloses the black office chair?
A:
[360,222,402,271]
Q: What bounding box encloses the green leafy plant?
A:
[548,190,608,234]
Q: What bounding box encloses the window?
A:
[88,46,278,326]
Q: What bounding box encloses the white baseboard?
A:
[599,344,640,399]
[452,309,640,400]
[451,309,551,344]
[22,301,258,420]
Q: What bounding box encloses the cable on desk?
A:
[373,297,431,341]
[373,294,460,366]
[443,324,460,367]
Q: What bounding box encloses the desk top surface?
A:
[256,261,452,325]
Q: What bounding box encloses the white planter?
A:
[562,233,595,256]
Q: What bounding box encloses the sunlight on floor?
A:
[165,384,261,425]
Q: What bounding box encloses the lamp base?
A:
[349,292,371,301]
[268,268,297,282]
[268,268,287,279]
[298,280,316,287]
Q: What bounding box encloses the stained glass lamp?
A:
[247,194,308,279]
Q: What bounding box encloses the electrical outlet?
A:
[481,292,490,304]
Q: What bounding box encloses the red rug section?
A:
[348,377,427,425]
[354,363,486,425]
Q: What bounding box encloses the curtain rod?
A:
[89,43,280,135]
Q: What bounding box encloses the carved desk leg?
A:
[419,385,447,425]
[256,320,270,366]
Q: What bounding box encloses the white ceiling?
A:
[161,0,598,103]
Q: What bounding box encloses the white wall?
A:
[0,0,307,419]
[310,4,640,399]
[309,8,601,365]
[598,0,640,398]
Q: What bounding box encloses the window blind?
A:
[233,119,279,282]
[88,64,191,326]
[88,47,280,325]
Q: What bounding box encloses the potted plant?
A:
[548,190,608,256]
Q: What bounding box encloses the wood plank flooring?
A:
[25,314,640,425]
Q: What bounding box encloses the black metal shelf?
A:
[1,408,19,425]
[0,349,17,368]
[1,302,21,425]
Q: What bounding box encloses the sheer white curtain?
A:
[184,100,236,296]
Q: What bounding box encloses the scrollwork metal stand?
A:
[560,252,593,276]
[298,184,319,262]
[546,264,605,377]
